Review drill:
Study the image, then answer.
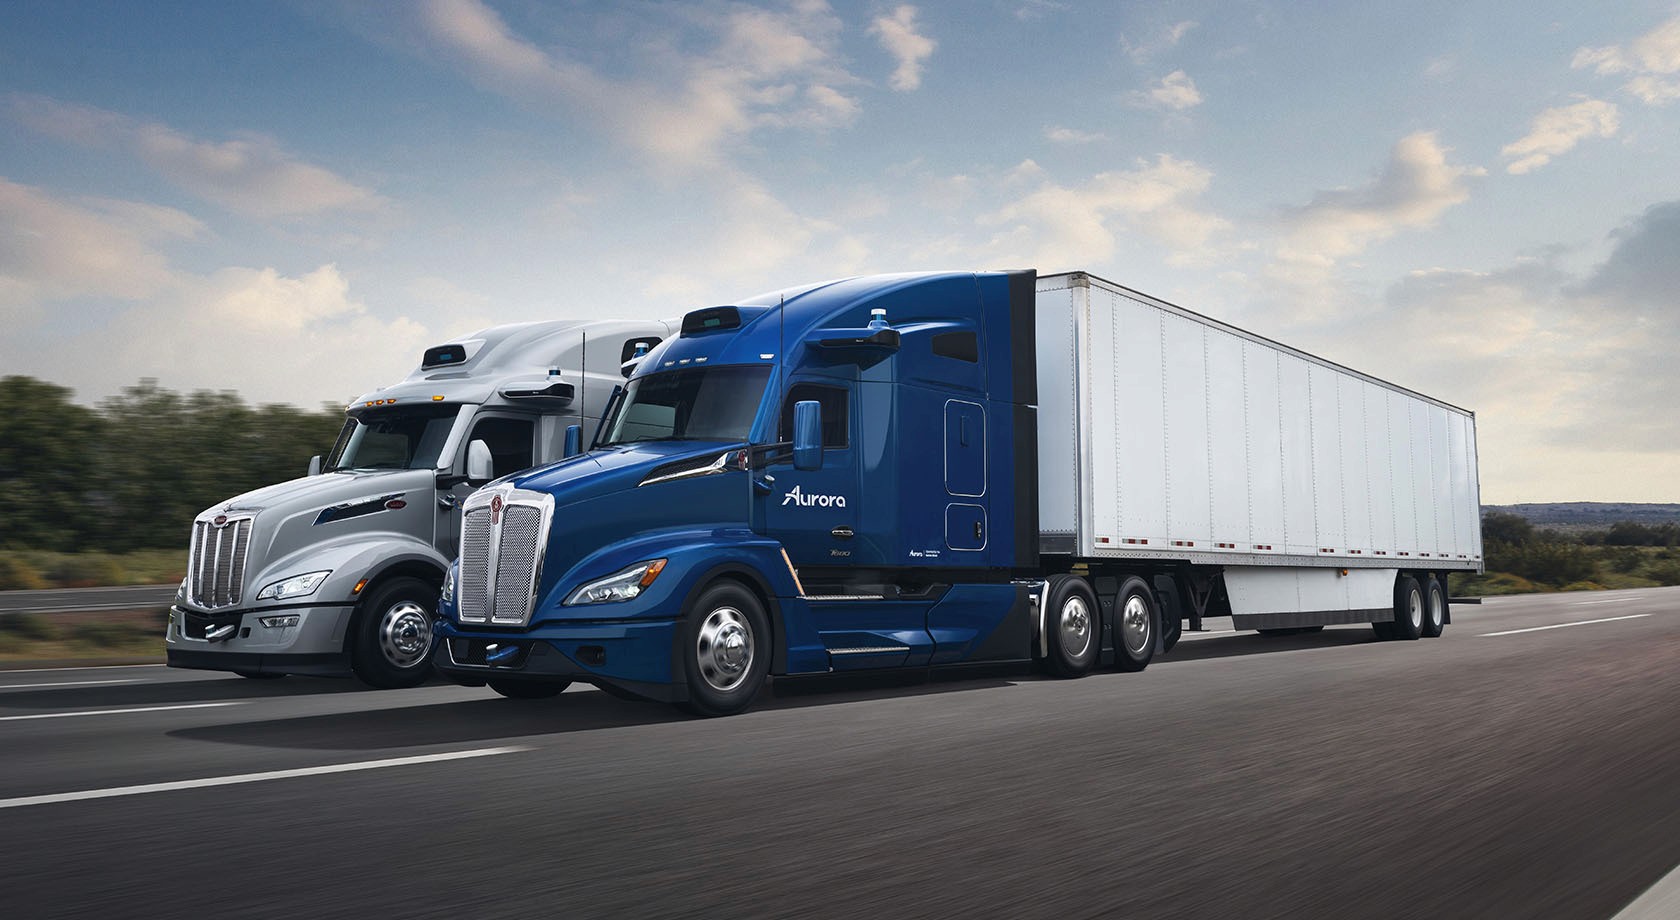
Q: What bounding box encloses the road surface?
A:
[0,584,176,614]
[1,587,1677,919]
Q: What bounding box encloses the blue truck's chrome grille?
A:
[456,489,552,627]
[187,517,252,609]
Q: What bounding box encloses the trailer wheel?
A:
[1388,575,1424,641]
[1421,575,1447,638]
[488,679,570,699]
[1113,576,1157,672]
[677,581,770,717]
[351,576,436,689]
[1041,574,1100,678]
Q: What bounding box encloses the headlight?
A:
[563,559,667,605]
[440,562,457,604]
[256,570,331,601]
[176,576,188,599]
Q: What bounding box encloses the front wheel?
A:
[678,581,770,718]
[351,576,437,689]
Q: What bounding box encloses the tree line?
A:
[1474,510,1680,593]
[0,375,344,553]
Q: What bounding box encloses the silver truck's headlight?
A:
[256,570,331,601]
[564,559,667,605]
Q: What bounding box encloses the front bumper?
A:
[165,602,355,677]
[432,617,684,703]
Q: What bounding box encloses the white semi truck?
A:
[166,318,672,688]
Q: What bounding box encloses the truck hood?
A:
[509,441,744,507]
[200,468,436,520]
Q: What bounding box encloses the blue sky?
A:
[3,1,1679,502]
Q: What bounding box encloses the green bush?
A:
[73,622,137,648]
[1559,580,1606,592]
[45,554,128,588]
[0,613,57,641]
[0,555,48,590]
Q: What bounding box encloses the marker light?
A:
[259,615,301,629]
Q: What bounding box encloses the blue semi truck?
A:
[433,270,1482,715]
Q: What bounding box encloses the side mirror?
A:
[793,400,823,471]
[563,425,582,458]
[307,455,322,477]
[466,439,494,485]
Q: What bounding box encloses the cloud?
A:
[869,5,936,91]
[979,155,1229,268]
[1120,21,1196,61]
[1044,125,1104,144]
[8,95,379,218]
[0,178,198,312]
[1501,99,1619,174]
[1011,0,1068,21]
[1572,15,1680,105]
[412,0,859,171]
[1276,132,1483,270]
[1128,71,1202,110]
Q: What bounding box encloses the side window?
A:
[778,384,849,449]
[468,416,535,479]
[620,336,663,364]
[932,330,979,363]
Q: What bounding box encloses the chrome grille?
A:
[455,489,552,627]
[187,517,253,609]
[459,507,492,623]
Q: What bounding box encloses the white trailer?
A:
[1034,271,1481,639]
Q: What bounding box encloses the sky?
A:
[2,1,1679,503]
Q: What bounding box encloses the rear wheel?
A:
[488,679,569,699]
[678,581,770,717]
[1113,576,1157,673]
[1041,575,1100,678]
[1421,575,1447,638]
[1387,575,1424,641]
[351,576,437,689]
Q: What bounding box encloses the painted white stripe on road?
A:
[0,702,241,722]
[0,664,166,674]
[1574,597,1638,606]
[0,746,531,810]
[1479,614,1650,637]
[0,679,144,690]
[1611,859,1680,919]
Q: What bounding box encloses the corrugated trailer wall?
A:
[1034,272,1482,571]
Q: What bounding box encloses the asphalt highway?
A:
[2,587,1678,919]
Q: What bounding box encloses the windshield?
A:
[598,365,771,447]
[326,405,460,471]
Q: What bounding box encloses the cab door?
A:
[943,399,987,554]
[758,381,858,568]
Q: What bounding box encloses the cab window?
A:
[778,384,849,449]
[467,416,535,479]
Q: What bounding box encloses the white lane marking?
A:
[1574,597,1638,606]
[1479,614,1651,637]
[1176,629,1237,641]
[0,746,531,810]
[0,664,166,674]
[5,602,173,612]
[1612,859,1680,919]
[0,679,144,690]
[0,702,241,722]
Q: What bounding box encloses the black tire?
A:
[1388,575,1424,641]
[1041,574,1100,678]
[677,581,770,717]
[1421,575,1447,638]
[1113,576,1157,673]
[488,679,570,699]
[351,575,437,689]
[234,670,285,680]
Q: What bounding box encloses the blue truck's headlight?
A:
[440,562,457,604]
[564,559,667,605]
[256,570,331,601]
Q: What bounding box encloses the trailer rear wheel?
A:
[1388,575,1424,641]
[1042,574,1100,678]
[677,581,770,717]
[488,679,570,699]
[1113,576,1156,673]
[1421,575,1447,638]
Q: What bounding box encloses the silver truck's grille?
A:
[187,517,253,609]
[456,489,552,627]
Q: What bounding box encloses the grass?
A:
[0,609,166,662]
[0,550,184,590]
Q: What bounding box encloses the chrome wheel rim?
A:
[1058,595,1093,659]
[1408,589,1424,630]
[1122,594,1152,655]
[696,606,754,692]
[379,601,433,669]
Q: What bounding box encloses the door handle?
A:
[974,521,983,540]
[831,526,854,540]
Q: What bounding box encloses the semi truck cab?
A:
[166,319,673,688]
